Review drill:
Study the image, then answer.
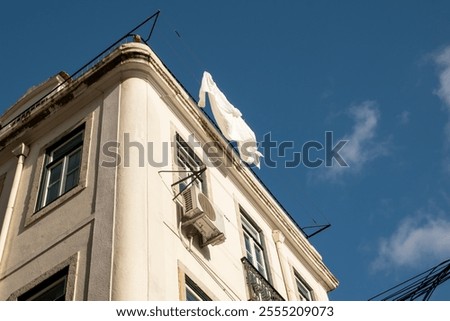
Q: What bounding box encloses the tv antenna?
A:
[1,10,161,137]
[301,223,332,239]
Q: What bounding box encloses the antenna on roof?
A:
[301,223,331,239]
[70,9,161,79]
[1,10,162,134]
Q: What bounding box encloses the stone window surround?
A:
[177,261,216,301]
[24,115,92,227]
[7,253,78,301]
[292,268,315,301]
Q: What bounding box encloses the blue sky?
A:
[1,1,450,300]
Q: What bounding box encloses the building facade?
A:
[0,40,338,300]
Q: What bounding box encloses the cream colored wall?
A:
[107,74,247,300]
[0,42,335,301]
[0,79,107,300]
[0,160,15,234]
[134,72,332,300]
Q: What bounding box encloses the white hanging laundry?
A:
[198,71,263,167]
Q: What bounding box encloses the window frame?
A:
[240,210,269,280]
[8,255,77,301]
[294,270,313,301]
[185,275,211,301]
[17,267,69,301]
[25,119,91,227]
[36,126,85,210]
[0,173,6,200]
[174,133,207,195]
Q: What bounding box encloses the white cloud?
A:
[445,122,450,174]
[434,46,450,110]
[318,101,387,180]
[397,110,410,125]
[372,215,450,272]
[433,46,450,173]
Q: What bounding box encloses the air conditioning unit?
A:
[181,185,226,247]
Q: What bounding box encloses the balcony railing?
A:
[241,257,284,301]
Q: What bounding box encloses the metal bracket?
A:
[301,223,331,239]
[158,166,206,201]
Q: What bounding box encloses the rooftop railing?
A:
[0,11,160,134]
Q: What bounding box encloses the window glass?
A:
[36,127,84,210]
[0,174,5,199]
[241,211,268,279]
[51,132,83,161]
[46,162,63,204]
[294,271,312,301]
[244,233,254,262]
[186,286,201,301]
[185,276,211,301]
[64,149,82,192]
[18,268,68,301]
[255,246,266,277]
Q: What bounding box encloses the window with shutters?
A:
[175,133,207,195]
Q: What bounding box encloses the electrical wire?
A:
[157,170,293,294]
[368,259,450,301]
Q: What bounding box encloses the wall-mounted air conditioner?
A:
[181,185,226,247]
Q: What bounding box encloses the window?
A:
[175,133,206,194]
[36,127,84,210]
[185,276,211,301]
[18,267,69,301]
[0,174,5,199]
[294,271,313,301]
[8,256,77,301]
[241,212,268,280]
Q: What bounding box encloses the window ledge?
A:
[25,184,86,227]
